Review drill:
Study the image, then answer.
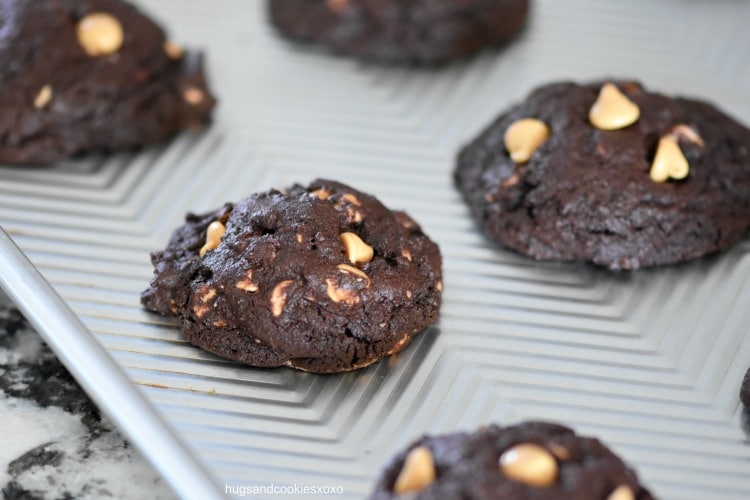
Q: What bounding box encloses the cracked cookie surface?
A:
[142,179,442,373]
[268,0,528,64]
[0,0,215,165]
[454,80,750,270]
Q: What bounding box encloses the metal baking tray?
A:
[2,1,750,498]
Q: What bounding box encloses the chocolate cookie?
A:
[0,0,215,165]
[141,179,443,373]
[369,421,654,499]
[454,80,750,270]
[741,367,750,409]
[268,0,528,64]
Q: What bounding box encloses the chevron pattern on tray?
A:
[2,1,750,498]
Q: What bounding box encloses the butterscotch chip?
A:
[34,85,53,109]
[141,179,442,373]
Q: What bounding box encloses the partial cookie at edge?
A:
[0,0,215,165]
[454,80,750,270]
[369,421,654,499]
[268,0,529,64]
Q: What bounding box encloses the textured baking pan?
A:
[2,0,750,498]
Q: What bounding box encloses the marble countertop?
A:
[0,290,174,500]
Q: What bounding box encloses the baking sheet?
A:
[2,0,750,498]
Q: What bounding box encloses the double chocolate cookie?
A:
[369,421,654,499]
[268,0,528,64]
[741,367,750,409]
[454,80,750,270]
[141,180,443,373]
[0,0,215,165]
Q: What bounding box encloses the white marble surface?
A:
[0,291,174,500]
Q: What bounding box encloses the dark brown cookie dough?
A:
[268,0,528,64]
[741,367,750,409]
[369,421,654,499]
[454,80,750,270]
[141,179,443,373]
[0,0,215,165]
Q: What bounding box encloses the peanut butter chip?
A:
[340,232,374,265]
[76,12,124,57]
[193,286,216,318]
[393,446,436,494]
[387,334,410,355]
[236,270,259,292]
[501,173,520,188]
[327,0,350,14]
[199,221,226,257]
[184,87,205,105]
[163,40,184,59]
[337,264,370,283]
[606,485,636,500]
[270,280,294,317]
[589,83,640,130]
[193,304,209,318]
[669,124,704,146]
[499,443,558,487]
[650,136,689,182]
[34,85,53,109]
[310,189,331,200]
[326,279,360,305]
[504,118,550,164]
[200,288,217,303]
[548,443,569,461]
[341,193,361,206]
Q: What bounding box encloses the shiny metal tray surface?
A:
[2,1,750,498]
